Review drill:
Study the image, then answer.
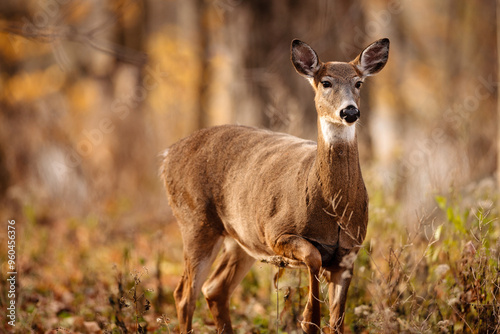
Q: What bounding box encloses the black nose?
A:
[339,106,360,123]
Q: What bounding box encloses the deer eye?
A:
[321,81,332,88]
[355,81,363,89]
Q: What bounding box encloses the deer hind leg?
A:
[174,223,223,334]
[274,235,323,334]
[201,238,255,334]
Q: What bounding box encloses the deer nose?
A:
[339,106,360,124]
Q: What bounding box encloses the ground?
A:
[1,177,499,333]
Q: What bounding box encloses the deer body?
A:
[161,38,389,333]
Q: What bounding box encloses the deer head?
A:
[291,38,389,144]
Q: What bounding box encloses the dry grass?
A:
[0,179,498,333]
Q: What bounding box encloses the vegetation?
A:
[0,179,498,333]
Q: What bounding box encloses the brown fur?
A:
[161,38,389,333]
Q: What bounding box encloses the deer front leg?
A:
[323,253,356,334]
[274,235,322,334]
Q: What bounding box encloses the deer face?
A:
[291,39,389,143]
[313,62,363,125]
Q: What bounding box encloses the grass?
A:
[346,185,500,333]
[0,180,499,333]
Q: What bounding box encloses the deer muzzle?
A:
[339,105,360,124]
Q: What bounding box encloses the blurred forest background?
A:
[0,0,499,333]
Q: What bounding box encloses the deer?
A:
[160,38,389,333]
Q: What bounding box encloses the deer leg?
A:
[274,235,323,334]
[202,238,255,333]
[323,265,354,334]
[174,225,223,334]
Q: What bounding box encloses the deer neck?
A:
[314,118,362,207]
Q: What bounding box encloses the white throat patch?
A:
[320,117,356,145]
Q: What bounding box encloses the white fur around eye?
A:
[320,117,356,145]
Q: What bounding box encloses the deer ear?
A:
[353,38,389,77]
[291,39,321,78]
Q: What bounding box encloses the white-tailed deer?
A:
[160,38,389,333]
